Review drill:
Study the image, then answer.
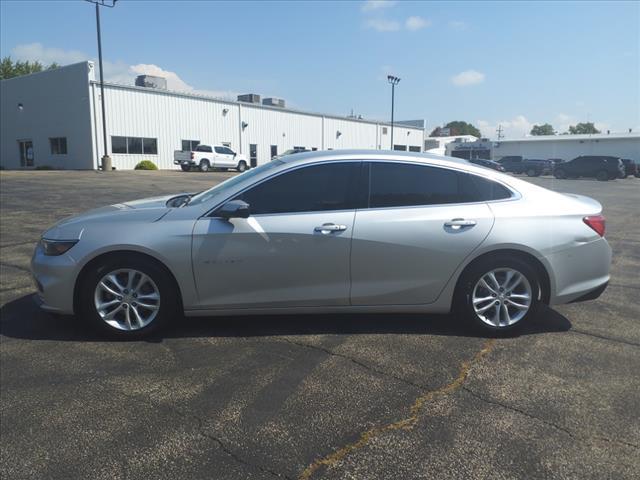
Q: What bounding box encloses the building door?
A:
[250,144,258,167]
[270,145,278,159]
[18,140,34,167]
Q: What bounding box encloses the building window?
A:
[393,144,407,151]
[112,136,127,154]
[143,138,157,155]
[112,136,158,154]
[181,139,200,151]
[49,137,68,155]
[382,127,388,135]
[409,146,421,152]
[270,145,278,158]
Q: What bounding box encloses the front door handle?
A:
[314,223,347,234]
[444,218,477,229]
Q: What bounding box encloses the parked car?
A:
[553,156,625,181]
[621,159,639,178]
[174,144,248,172]
[32,151,611,338]
[497,156,553,177]
[469,158,506,172]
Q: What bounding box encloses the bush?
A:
[35,165,54,170]
[134,160,158,170]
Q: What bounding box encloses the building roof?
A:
[497,132,639,143]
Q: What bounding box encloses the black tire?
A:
[455,255,542,335]
[596,170,609,181]
[199,159,210,172]
[236,160,247,172]
[78,255,178,339]
[526,168,539,177]
[553,168,567,179]
[180,165,191,172]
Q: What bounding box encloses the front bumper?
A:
[30,243,78,314]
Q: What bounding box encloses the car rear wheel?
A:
[456,256,541,334]
[554,168,567,179]
[79,256,177,338]
[237,160,247,172]
[596,170,609,181]
[526,168,539,177]
[199,159,210,172]
[180,165,191,172]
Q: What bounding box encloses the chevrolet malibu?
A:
[32,151,612,338]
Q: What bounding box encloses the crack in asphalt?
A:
[570,328,640,348]
[281,338,428,392]
[297,339,496,480]
[462,386,639,450]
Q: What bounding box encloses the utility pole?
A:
[387,75,401,150]
[86,0,118,171]
[496,124,504,140]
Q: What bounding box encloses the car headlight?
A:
[40,238,78,256]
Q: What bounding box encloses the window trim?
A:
[204,160,364,218]
[361,160,519,212]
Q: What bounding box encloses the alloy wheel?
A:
[94,268,161,331]
[472,268,532,328]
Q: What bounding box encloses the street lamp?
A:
[387,75,400,150]
[86,0,118,171]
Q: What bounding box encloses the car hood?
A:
[42,194,180,240]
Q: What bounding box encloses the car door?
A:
[191,161,361,309]
[350,161,498,306]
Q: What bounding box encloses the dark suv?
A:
[553,156,625,181]
[497,156,553,177]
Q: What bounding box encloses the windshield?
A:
[187,160,284,206]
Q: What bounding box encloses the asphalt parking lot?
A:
[1,170,639,480]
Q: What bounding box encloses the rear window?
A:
[196,145,212,153]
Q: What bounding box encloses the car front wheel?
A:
[456,256,541,334]
[526,168,539,177]
[79,256,176,338]
[596,170,609,181]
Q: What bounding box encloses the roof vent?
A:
[263,97,285,108]
[135,75,167,89]
[237,93,261,104]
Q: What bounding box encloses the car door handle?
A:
[444,218,477,229]
[314,223,347,234]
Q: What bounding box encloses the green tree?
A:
[0,56,59,80]
[530,123,555,136]
[430,121,481,138]
[568,122,600,135]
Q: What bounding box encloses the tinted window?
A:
[236,162,359,215]
[368,163,511,208]
[127,137,142,154]
[196,145,212,153]
[143,138,157,154]
[214,146,225,154]
[111,136,127,154]
[49,137,67,155]
[222,147,235,155]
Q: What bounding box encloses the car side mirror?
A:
[218,200,250,219]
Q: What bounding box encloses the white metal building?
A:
[445,133,640,162]
[1,62,425,170]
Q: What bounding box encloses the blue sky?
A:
[1,0,639,138]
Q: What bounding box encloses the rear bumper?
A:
[174,160,196,166]
[545,237,612,305]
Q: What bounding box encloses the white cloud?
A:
[448,20,467,30]
[405,16,430,31]
[361,0,397,12]
[10,43,238,100]
[365,18,401,32]
[451,69,485,86]
[477,115,533,139]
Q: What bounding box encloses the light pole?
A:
[387,75,400,150]
[86,0,117,171]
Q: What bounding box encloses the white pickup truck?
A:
[173,144,249,172]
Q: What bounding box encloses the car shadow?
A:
[0,293,572,342]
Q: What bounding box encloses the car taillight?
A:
[191,152,194,159]
[583,215,606,237]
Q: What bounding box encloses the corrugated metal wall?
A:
[92,81,425,170]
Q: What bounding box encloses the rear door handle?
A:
[314,223,347,234]
[444,218,477,229]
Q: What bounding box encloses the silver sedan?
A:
[31,150,612,338]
